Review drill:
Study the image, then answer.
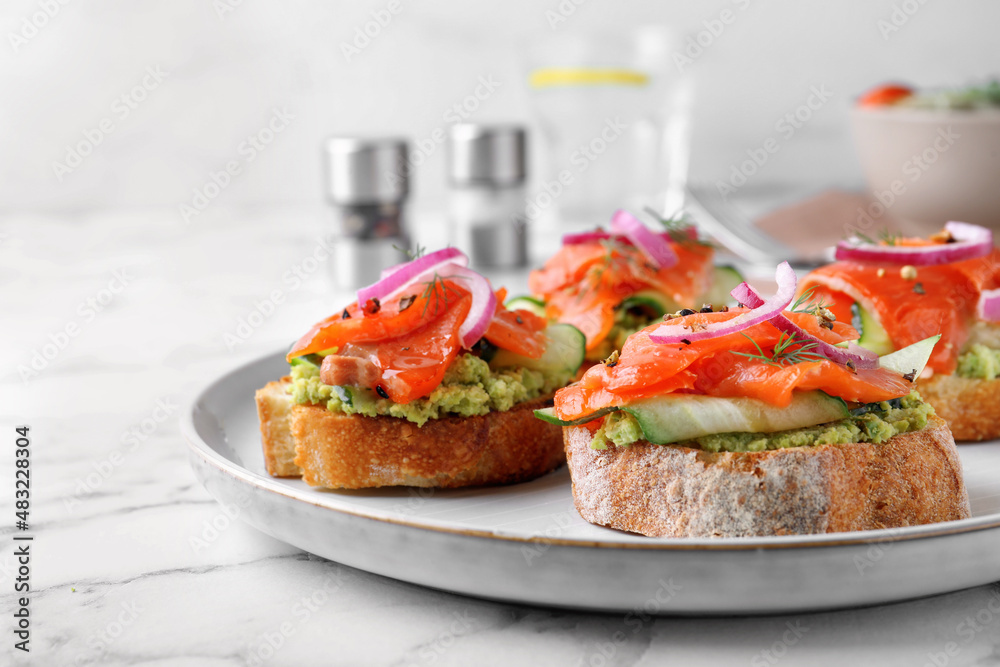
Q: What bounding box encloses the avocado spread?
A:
[956,344,1000,380]
[589,392,934,452]
[289,353,571,426]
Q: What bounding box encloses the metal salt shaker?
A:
[447,125,528,268]
[322,137,410,289]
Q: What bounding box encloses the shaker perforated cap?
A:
[323,136,409,204]
[447,125,526,186]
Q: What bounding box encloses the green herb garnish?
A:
[789,286,832,316]
[732,332,826,367]
[643,207,714,248]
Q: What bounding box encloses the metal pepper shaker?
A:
[322,137,410,289]
[447,125,528,268]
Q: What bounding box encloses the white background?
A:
[2,0,998,216]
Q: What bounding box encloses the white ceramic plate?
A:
[183,350,1000,615]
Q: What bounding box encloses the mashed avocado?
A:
[956,344,1000,380]
[589,392,934,452]
[289,353,571,426]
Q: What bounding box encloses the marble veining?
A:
[5,209,1000,666]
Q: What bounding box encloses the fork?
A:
[681,185,827,270]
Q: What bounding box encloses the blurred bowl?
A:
[850,105,1000,234]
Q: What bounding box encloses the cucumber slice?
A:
[490,323,586,376]
[619,290,678,318]
[702,265,744,308]
[534,406,617,426]
[289,353,324,368]
[855,303,894,356]
[878,335,940,379]
[506,296,547,318]
[622,391,849,445]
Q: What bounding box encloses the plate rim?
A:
[182,348,1000,552]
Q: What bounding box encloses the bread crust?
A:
[255,379,302,477]
[256,379,564,488]
[564,415,970,538]
[917,374,1000,441]
[290,396,563,489]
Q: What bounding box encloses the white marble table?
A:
[4,208,1000,666]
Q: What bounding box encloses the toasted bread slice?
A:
[564,414,970,537]
[256,378,301,477]
[256,379,564,488]
[290,396,563,489]
[917,374,1000,441]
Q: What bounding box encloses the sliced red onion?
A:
[434,263,497,348]
[648,262,796,344]
[562,230,616,245]
[562,228,698,248]
[610,209,678,269]
[978,288,1000,321]
[734,283,879,370]
[835,221,993,265]
[358,247,468,307]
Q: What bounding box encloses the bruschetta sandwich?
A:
[256,248,586,489]
[799,221,1000,440]
[537,263,971,537]
[523,209,741,362]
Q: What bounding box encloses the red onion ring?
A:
[610,209,679,269]
[648,262,796,344]
[834,221,993,265]
[358,247,468,306]
[733,284,879,370]
[434,263,497,348]
[978,288,1000,321]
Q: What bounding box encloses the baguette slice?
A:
[917,374,1000,441]
[256,379,302,477]
[564,414,970,538]
[256,379,564,488]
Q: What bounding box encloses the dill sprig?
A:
[850,229,900,246]
[732,332,826,367]
[789,286,832,316]
[394,243,427,260]
[419,272,465,317]
[574,238,637,303]
[878,229,901,246]
[643,207,713,248]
